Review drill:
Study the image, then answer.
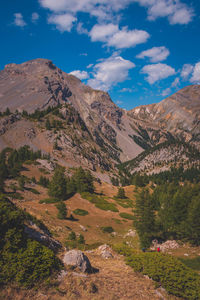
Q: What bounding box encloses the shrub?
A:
[29,188,40,195]
[81,192,118,212]
[73,209,89,216]
[0,195,62,287]
[114,244,200,300]
[101,226,114,233]
[119,212,134,220]
[55,202,67,219]
[39,197,60,204]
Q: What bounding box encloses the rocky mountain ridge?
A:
[0,59,200,177]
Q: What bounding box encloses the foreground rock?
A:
[63,250,93,273]
[98,244,113,259]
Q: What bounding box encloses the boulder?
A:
[98,244,113,259]
[63,250,92,273]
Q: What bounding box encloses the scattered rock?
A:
[98,244,113,259]
[124,229,136,238]
[63,250,93,273]
[184,253,189,256]
[57,270,68,281]
[151,239,179,252]
[80,225,87,232]
[37,159,55,171]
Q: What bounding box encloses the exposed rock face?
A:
[129,85,200,143]
[0,59,200,174]
[63,250,93,273]
[24,224,62,251]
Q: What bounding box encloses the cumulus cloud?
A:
[89,24,118,42]
[48,13,77,32]
[87,54,135,91]
[89,24,150,49]
[14,13,26,27]
[137,46,169,63]
[39,0,132,21]
[133,0,194,25]
[69,70,89,80]
[181,64,194,80]
[32,12,39,23]
[141,63,176,84]
[190,62,200,84]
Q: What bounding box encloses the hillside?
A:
[1,59,200,176]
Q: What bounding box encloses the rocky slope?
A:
[0,59,200,177]
[128,85,200,145]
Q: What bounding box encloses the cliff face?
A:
[0,59,199,176]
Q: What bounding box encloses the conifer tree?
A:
[48,167,66,200]
[133,189,155,248]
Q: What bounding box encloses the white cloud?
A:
[190,62,200,84]
[162,87,171,96]
[39,0,133,21]
[141,63,176,84]
[87,54,135,91]
[69,70,89,80]
[48,13,77,32]
[32,12,39,23]
[89,24,118,42]
[120,88,133,93]
[14,13,26,27]
[181,64,194,80]
[137,46,169,62]
[171,77,180,87]
[133,0,194,25]
[108,28,150,49]
[89,24,150,49]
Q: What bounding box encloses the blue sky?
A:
[0,0,200,109]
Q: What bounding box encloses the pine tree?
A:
[48,167,66,200]
[45,118,51,130]
[133,189,155,248]
[116,187,126,199]
[56,201,67,219]
[186,197,200,245]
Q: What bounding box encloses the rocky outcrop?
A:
[63,250,93,273]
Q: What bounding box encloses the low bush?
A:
[180,256,200,272]
[73,209,89,216]
[113,244,200,300]
[39,197,60,204]
[101,226,114,233]
[0,195,62,288]
[29,188,40,195]
[119,212,134,220]
[81,192,118,212]
[113,197,133,208]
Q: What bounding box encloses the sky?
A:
[0,0,200,109]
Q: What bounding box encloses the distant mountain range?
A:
[0,59,199,178]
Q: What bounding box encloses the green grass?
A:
[29,188,40,195]
[180,256,200,272]
[119,212,134,220]
[81,192,118,212]
[39,197,60,204]
[113,196,134,208]
[73,209,89,216]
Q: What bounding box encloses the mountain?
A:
[128,85,200,145]
[0,59,200,178]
